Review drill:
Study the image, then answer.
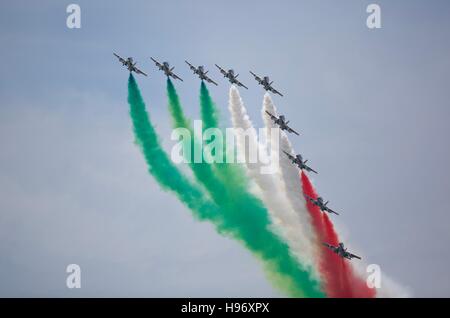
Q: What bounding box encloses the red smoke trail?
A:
[301,172,376,298]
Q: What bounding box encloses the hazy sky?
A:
[1,0,450,297]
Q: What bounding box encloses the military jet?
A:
[113,53,147,76]
[185,61,218,85]
[215,64,248,89]
[265,111,299,136]
[150,57,183,81]
[323,242,361,260]
[283,151,317,174]
[304,195,339,215]
[249,71,283,96]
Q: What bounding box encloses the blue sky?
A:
[1,0,450,296]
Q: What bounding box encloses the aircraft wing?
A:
[270,87,284,97]
[150,57,162,68]
[205,76,218,86]
[282,150,295,161]
[249,71,262,83]
[170,72,183,81]
[113,53,126,64]
[305,166,318,174]
[236,80,248,89]
[265,110,278,121]
[323,243,340,254]
[304,194,315,204]
[322,242,335,251]
[133,66,148,77]
[185,60,196,71]
[215,64,227,76]
[287,126,300,136]
[325,207,339,215]
[348,253,362,260]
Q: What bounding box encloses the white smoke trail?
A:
[377,274,412,298]
[262,94,318,250]
[228,86,319,277]
[349,260,412,298]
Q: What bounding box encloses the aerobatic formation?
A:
[115,53,403,298]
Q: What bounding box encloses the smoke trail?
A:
[166,79,324,297]
[200,81,219,129]
[129,74,318,296]
[260,91,407,297]
[261,93,376,297]
[301,172,409,297]
[199,82,246,186]
[228,86,319,277]
[261,94,318,252]
[128,74,218,222]
[301,171,376,297]
[203,84,317,280]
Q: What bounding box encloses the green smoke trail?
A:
[200,81,220,130]
[167,79,324,297]
[127,74,218,222]
[199,82,247,186]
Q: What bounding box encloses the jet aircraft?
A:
[323,242,361,260]
[305,195,339,215]
[185,61,218,85]
[215,64,248,89]
[250,71,283,96]
[150,57,183,81]
[113,53,147,76]
[283,151,317,174]
[265,111,300,135]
